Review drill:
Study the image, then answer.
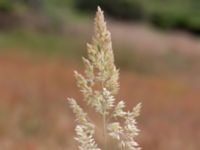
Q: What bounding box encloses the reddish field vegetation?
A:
[0,54,199,150]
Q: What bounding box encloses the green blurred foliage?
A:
[74,0,145,20]
[0,0,14,13]
[0,0,199,33]
[74,0,200,33]
[146,0,200,32]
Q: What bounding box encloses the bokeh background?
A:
[0,0,200,150]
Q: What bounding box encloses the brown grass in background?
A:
[0,53,199,150]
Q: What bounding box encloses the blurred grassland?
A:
[1,29,200,77]
[0,30,87,60]
[0,0,199,76]
[0,1,200,150]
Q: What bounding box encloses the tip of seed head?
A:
[97,6,101,11]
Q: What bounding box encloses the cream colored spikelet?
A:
[68,6,141,150]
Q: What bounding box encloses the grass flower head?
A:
[68,6,141,150]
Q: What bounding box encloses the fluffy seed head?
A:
[68,6,141,150]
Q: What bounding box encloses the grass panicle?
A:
[68,6,141,150]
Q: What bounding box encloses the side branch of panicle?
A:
[68,98,100,150]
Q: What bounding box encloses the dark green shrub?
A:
[150,11,186,30]
[0,0,13,13]
[74,0,200,34]
[74,0,145,20]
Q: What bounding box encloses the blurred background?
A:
[0,0,200,150]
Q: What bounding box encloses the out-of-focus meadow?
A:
[0,0,200,150]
